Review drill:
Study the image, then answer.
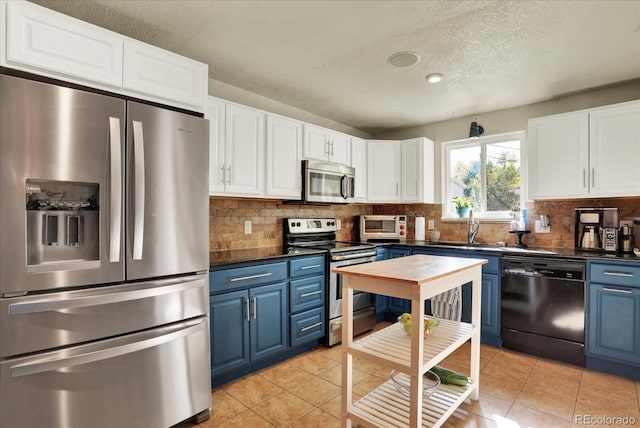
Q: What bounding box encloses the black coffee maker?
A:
[574,208,618,251]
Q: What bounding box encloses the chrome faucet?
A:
[468,209,479,244]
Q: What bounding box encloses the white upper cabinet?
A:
[589,101,640,197]
[528,100,640,199]
[122,40,207,111]
[367,138,434,203]
[265,114,303,198]
[528,111,589,199]
[303,123,350,165]
[367,140,401,202]
[350,137,367,201]
[224,103,265,196]
[1,1,208,112]
[206,97,226,195]
[4,1,123,87]
[401,137,435,203]
[206,97,265,196]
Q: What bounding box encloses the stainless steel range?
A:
[284,218,378,346]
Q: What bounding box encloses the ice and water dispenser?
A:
[26,180,100,270]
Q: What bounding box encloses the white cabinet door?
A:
[265,115,302,198]
[328,131,351,165]
[5,1,123,87]
[350,137,367,201]
[401,138,421,202]
[527,111,589,199]
[123,40,207,111]
[225,104,265,195]
[367,140,401,202]
[589,101,640,197]
[206,97,226,195]
[303,124,329,161]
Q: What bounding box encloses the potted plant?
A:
[452,196,472,218]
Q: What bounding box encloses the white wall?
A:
[208,78,372,139]
[372,79,640,202]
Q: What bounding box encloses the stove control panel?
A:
[286,218,337,234]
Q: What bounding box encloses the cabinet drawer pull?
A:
[252,297,257,320]
[300,290,322,298]
[230,272,272,282]
[300,264,321,270]
[602,287,632,294]
[300,321,322,332]
[603,271,634,278]
[245,298,250,321]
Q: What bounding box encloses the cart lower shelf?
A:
[347,377,477,428]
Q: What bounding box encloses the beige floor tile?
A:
[318,392,363,419]
[478,372,524,402]
[200,409,275,428]
[288,352,339,375]
[315,344,343,362]
[482,350,537,385]
[259,361,314,389]
[524,359,582,400]
[288,376,341,406]
[353,356,392,377]
[575,388,640,421]
[352,374,387,397]
[442,411,499,428]
[317,363,369,387]
[207,388,248,425]
[580,369,638,400]
[223,374,285,407]
[252,391,315,427]
[515,383,576,421]
[287,407,340,428]
[506,402,572,428]
[458,391,513,421]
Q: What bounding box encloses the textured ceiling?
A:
[32,0,640,133]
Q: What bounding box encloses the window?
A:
[443,131,524,219]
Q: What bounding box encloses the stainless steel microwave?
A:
[360,215,407,242]
[302,160,355,204]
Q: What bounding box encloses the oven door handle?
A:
[332,251,377,261]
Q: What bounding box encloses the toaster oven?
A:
[360,215,407,242]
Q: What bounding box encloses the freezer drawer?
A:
[0,274,208,357]
[1,318,211,428]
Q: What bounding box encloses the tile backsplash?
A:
[210,196,640,251]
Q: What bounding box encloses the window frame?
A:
[441,130,526,221]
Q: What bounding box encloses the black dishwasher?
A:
[501,256,586,366]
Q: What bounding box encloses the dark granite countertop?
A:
[210,241,639,269]
[386,240,640,263]
[210,246,326,269]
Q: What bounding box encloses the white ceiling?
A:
[33,0,640,134]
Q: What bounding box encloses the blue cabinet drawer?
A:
[290,275,324,313]
[290,255,325,278]
[290,307,324,347]
[590,262,640,287]
[210,261,288,293]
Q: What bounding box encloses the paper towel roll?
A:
[415,217,425,241]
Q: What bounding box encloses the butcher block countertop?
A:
[331,254,488,286]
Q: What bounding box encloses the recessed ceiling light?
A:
[425,73,443,83]
[387,51,421,68]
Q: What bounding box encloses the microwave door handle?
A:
[108,117,122,263]
[132,121,145,260]
[340,175,348,199]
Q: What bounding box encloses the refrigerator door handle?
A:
[8,278,205,315]
[109,117,122,263]
[132,120,145,260]
[9,320,206,378]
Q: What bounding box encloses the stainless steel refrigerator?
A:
[0,73,211,427]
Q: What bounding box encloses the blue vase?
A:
[456,207,470,218]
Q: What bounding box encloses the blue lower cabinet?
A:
[290,307,325,347]
[210,282,288,377]
[250,283,288,362]
[210,290,250,376]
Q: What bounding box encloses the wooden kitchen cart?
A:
[333,254,487,428]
